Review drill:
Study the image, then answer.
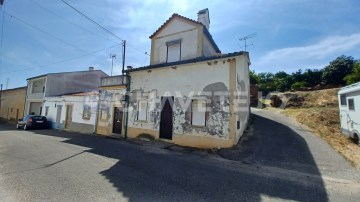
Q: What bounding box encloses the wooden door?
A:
[159,97,174,140]
[65,105,73,129]
[112,107,123,134]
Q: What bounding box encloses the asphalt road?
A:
[1,109,360,201]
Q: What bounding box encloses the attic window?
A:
[166,39,181,63]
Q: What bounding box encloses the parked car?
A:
[16,115,48,130]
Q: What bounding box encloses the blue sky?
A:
[0,0,359,89]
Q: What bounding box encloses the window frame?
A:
[82,104,91,120]
[137,100,148,121]
[166,39,182,63]
[340,94,347,106]
[348,98,355,111]
[191,98,209,127]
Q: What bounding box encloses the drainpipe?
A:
[124,74,131,139]
[93,90,101,135]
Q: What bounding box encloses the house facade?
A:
[125,9,250,148]
[43,92,98,133]
[0,86,27,122]
[96,75,127,137]
[25,68,108,116]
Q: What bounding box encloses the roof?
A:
[149,13,220,53]
[126,51,248,73]
[338,82,360,94]
[0,86,27,93]
[27,70,108,80]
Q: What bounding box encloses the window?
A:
[191,99,207,126]
[100,108,109,121]
[82,104,91,120]
[45,106,49,116]
[340,94,347,106]
[137,100,148,121]
[348,99,355,111]
[166,39,181,63]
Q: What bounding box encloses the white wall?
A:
[235,55,251,142]
[153,18,199,64]
[129,57,232,139]
[202,36,217,57]
[44,95,98,129]
[338,90,360,138]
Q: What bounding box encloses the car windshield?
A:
[32,116,46,120]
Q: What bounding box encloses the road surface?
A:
[0,109,359,201]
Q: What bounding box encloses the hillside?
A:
[269,88,360,168]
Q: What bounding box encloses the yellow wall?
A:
[0,87,26,122]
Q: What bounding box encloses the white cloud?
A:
[255,33,360,71]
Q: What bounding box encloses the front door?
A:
[159,96,174,140]
[112,107,123,135]
[56,105,62,128]
[65,105,73,129]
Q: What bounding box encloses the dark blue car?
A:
[16,115,48,130]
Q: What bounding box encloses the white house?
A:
[44,91,99,134]
[338,82,360,145]
[125,9,250,148]
[25,68,107,116]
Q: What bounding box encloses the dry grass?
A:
[272,88,360,168]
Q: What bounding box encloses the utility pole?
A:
[0,84,3,114]
[121,40,126,84]
[110,54,116,76]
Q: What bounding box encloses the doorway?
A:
[159,96,174,140]
[112,107,123,135]
[56,105,62,128]
[65,105,73,129]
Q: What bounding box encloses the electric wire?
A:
[59,0,150,57]
[4,11,88,54]
[29,0,117,44]
[2,43,120,74]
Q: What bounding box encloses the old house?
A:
[25,68,107,116]
[0,86,27,122]
[125,9,250,148]
[96,75,127,137]
[43,91,98,133]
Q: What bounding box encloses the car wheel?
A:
[23,125,27,130]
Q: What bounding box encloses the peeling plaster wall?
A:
[128,58,243,145]
[96,87,126,136]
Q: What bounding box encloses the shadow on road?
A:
[0,116,328,201]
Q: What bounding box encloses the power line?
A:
[59,0,123,42]
[0,2,6,83]
[59,0,150,58]
[29,0,117,43]
[4,11,88,54]
[2,43,120,74]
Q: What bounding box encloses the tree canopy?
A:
[251,55,358,95]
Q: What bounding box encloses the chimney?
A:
[197,8,210,30]
[89,67,94,71]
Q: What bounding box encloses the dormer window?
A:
[166,39,181,63]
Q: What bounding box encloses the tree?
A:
[249,70,260,85]
[303,69,323,87]
[344,62,360,85]
[321,55,355,85]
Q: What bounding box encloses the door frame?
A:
[159,96,174,140]
[112,107,123,135]
[65,104,73,129]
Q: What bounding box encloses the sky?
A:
[0,0,359,89]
